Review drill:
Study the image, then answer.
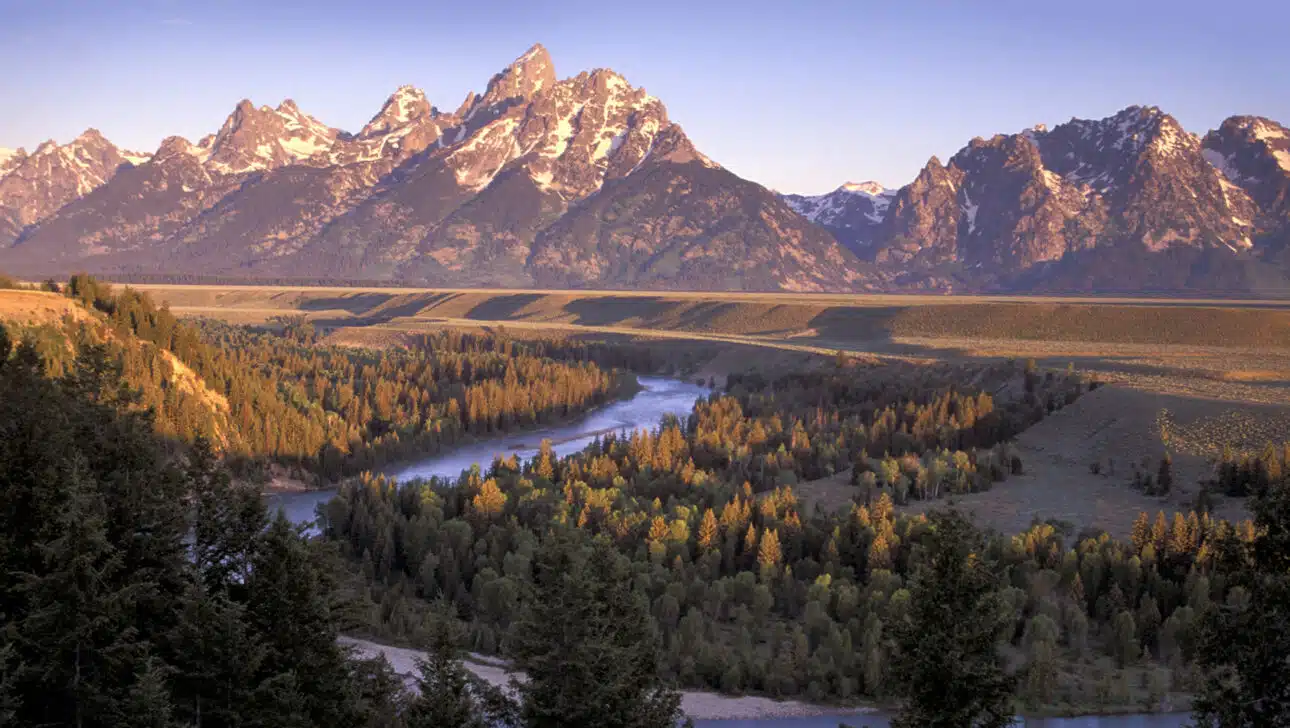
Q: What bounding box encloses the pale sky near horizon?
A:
[3,0,1288,195]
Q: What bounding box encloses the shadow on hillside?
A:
[299,293,456,327]
[805,307,903,342]
[846,335,1290,391]
[464,293,545,321]
[560,296,681,326]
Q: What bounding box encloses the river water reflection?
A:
[266,376,710,528]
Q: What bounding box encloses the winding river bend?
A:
[267,377,1190,727]
[266,376,711,528]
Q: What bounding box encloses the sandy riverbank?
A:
[339,636,876,721]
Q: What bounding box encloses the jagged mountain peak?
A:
[7,60,1290,295]
[154,135,206,161]
[0,148,26,182]
[73,128,111,145]
[360,85,434,138]
[1203,114,1290,230]
[922,155,946,171]
[840,181,889,197]
[204,97,339,174]
[781,180,894,256]
[1209,115,1289,152]
[477,43,557,108]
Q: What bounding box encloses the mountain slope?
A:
[0,130,148,246]
[3,51,1290,294]
[781,181,894,257]
[6,44,855,292]
[803,106,1287,293]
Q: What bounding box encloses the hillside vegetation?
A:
[0,278,641,481]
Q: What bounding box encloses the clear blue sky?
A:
[3,0,1288,194]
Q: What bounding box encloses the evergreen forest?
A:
[1,276,1287,725]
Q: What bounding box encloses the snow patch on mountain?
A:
[447,116,521,189]
[960,189,979,234]
[841,181,888,197]
[1203,149,1240,181]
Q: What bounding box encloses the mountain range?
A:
[2,44,1288,295]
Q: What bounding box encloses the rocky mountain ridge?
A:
[2,44,859,291]
[2,46,1288,294]
[791,106,1290,293]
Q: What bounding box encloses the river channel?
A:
[266,376,711,527]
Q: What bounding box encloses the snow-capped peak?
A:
[784,180,894,227]
[204,98,339,174]
[0,147,25,181]
[840,180,889,197]
[478,43,557,108]
[360,85,433,138]
[389,85,425,120]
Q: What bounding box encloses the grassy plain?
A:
[103,284,1290,534]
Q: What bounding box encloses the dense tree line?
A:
[0,330,408,726]
[0,323,696,728]
[320,361,1273,713]
[17,275,640,481]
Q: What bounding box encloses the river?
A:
[693,714,1190,727]
[267,377,1192,728]
[266,376,711,528]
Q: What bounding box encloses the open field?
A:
[0,288,93,327]
[40,283,1290,535]
[132,282,1290,399]
[903,386,1261,537]
[127,284,1290,347]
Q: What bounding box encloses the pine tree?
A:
[12,456,138,726]
[889,509,1016,728]
[188,436,266,594]
[245,512,369,727]
[0,640,20,725]
[406,611,512,728]
[122,656,180,728]
[167,586,268,727]
[511,530,690,728]
[1194,477,1290,726]
[1156,455,1174,494]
